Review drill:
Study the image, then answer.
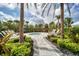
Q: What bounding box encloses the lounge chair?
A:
[0,30,14,55]
[48,29,57,36]
[1,31,7,36]
[0,30,14,45]
[0,32,5,42]
[0,33,4,38]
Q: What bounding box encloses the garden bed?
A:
[47,35,79,56]
[0,36,33,56]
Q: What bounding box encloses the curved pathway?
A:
[26,32,66,56]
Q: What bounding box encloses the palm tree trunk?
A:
[19,3,24,43]
[58,19,60,30]
[60,3,64,38]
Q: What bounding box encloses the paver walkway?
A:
[26,32,65,56]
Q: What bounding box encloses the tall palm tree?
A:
[19,3,24,43]
[40,3,71,38]
[19,3,38,43]
[60,3,64,38]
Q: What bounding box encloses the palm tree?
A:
[64,17,73,32]
[14,20,20,23]
[19,3,24,43]
[55,15,61,31]
[40,3,71,38]
[19,3,38,43]
[65,17,73,28]
[49,21,56,31]
[26,21,29,25]
[60,3,64,38]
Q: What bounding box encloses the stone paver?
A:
[26,32,64,56]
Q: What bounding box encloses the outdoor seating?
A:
[0,33,4,38]
[48,29,57,36]
[0,30,14,45]
[1,31,7,36]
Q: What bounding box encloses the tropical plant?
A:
[39,3,72,38]
[64,17,73,28]
[19,3,38,43]
[49,21,56,31]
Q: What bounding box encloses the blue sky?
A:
[0,3,79,25]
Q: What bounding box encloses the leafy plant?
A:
[57,39,79,54]
[11,43,31,56]
[1,36,32,56]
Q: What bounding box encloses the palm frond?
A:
[34,3,37,9]
[66,3,71,17]
[41,3,49,17]
[41,3,46,8]
[53,4,56,18]
[26,3,29,9]
[30,3,32,6]
[47,3,52,16]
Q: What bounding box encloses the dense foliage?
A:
[47,25,79,55]
[47,22,79,55]
[0,36,33,56]
[0,20,50,32]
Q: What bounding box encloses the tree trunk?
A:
[58,19,60,31]
[60,3,64,38]
[19,3,24,43]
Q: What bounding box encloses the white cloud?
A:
[55,7,60,15]
[0,3,18,10]
[0,11,15,20]
[72,21,79,26]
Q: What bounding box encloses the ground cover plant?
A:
[47,26,79,55]
[0,36,33,56]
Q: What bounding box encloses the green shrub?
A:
[12,38,19,43]
[5,42,32,56]
[8,36,32,43]
[4,36,32,56]
[57,39,64,47]
[68,43,78,53]
[8,38,19,43]
[50,37,58,43]
[47,35,51,39]
[72,26,79,35]
[11,43,31,56]
[25,36,32,42]
[57,39,79,54]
